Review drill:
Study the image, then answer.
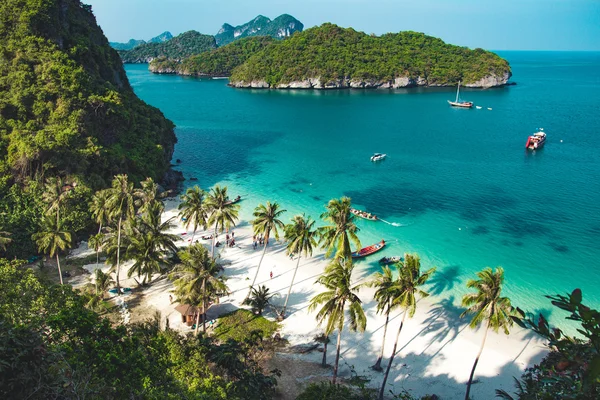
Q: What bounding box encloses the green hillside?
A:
[215,14,303,46]
[229,23,512,88]
[118,30,216,63]
[150,36,275,76]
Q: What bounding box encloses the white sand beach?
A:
[71,196,548,399]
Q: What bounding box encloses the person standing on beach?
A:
[270,271,273,279]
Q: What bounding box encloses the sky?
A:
[85,0,600,51]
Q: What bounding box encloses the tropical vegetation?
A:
[215,14,303,46]
[118,30,217,63]
[244,285,274,316]
[230,23,511,88]
[318,197,361,260]
[205,185,240,257]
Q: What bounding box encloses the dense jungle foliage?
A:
[229,23,511,87]
[150,36,275,76]
[0,260,279,399]
[118,30,217,63]
[0,0,177,257]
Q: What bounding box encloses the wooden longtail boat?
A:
[224,195,242,205]
[379,256,403,265]
[350,207,378,221]
[351,240,386,259]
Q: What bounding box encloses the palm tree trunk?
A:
[56,253,63,285]
[95,222,102,276]
[281,254,302,317]
[373,309,390,371]
[332,327,344,384]
[246,241,268,302]
[379,310,407,400]
[116,215,122,295]
[190,229,196,244]
[194,308,201,336]
[465,326,489,400]
[211,225,217,258]
[322,336,328,367]
[202,278,207,333]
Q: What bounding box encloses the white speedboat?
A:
[371,153,387,162]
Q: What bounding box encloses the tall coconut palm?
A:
[205,185,240,258]
[170,244,229,334]
[364,265,397,371]
[246,201,286,301]
[135,177,165,213]
[32,216,72,285]
[461,267,517,400]
[43,176,68,226]
[319,197,361,260]
[0,227,12,252]
[378,254,435,400]
[106,175,136,293]
[281,214,318,317]
[88,233,104,270]
[178,185,208,242]
[309,259,367,384]
[90,189,111,235]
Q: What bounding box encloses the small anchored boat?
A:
[448,81,473,108]
[379,256,404,265]
[371,153,387,162]
[525,129,546,150]
[224,195,242,205]
[350,208,378,221]
[351,240,386,259]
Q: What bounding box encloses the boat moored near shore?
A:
[351,240,386,258]
[350,207,378,221]
[379,256,403,265]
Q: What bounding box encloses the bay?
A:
[126,51,600,320]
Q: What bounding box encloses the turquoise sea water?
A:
[126,52,600,320]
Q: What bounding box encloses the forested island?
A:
[229,24,512,89]
[110,31,173,51]
[150,36,275,76]
[215,14,303,46]
[118,31,217,63]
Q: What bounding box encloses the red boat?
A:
[351,240,386,259]
[525,131,546,150]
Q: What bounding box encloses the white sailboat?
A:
[448,81,474,108]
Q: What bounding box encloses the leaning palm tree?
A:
[170,244,229,334]
[309,258,367,384]
[32,216,72,285]
[106,175,136,293]
[0,227,12,252]
[178,185,208,242]
[246,201,286,301]
[244,285,274,316]
[364,265,397,371]
[205,185,240,258]
[378,254,435,400]
[461,267,517,400]
[281,214,318,317]
[319,197,361,260]
[42,176,68,226]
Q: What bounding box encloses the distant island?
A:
[118,31,216,63]
[215,14,303,46]
[150,36,275,76]
[229,24,512,89]
[117,14,303,64]
[110,31,173,51]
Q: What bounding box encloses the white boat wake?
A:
[379,219,406,227]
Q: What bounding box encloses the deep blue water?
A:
[126,51,600,320]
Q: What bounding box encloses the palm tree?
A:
[106,175,136,293]
[318,197,361,260]
[95,269,114,298]
[244,285,274,316]
[314,333,330,367]
[0,227,12,252]
[178,185,208,242]
[309,259,367,384]
[135,177,165,213]
[127,202,178,284]
[32,216,72,285]
[205,185,240,258]
[170,244,229,334]
[88,233,104,270]
[378,254,435,400]
[461,267,518,400]
[42,176,68,226]
[281,214,318,317]
[364,265,397,371]
[247,201,286,301]
[90,189,111,235]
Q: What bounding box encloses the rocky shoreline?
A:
[229,72,511,89]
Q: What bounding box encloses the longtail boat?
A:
[224,195,242,205]
[379,256,403,265]
[351,240,386,259]
[350,207,378,221]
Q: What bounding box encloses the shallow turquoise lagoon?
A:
[126,51,600,320]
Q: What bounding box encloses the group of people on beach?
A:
[252,234,265,250]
